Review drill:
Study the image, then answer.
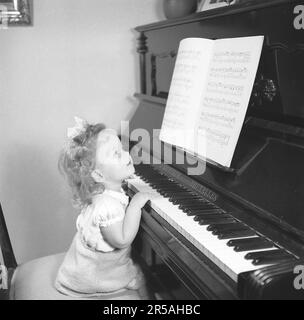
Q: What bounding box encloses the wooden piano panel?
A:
[134,226,198,300]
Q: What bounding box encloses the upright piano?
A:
[126,0,304,299]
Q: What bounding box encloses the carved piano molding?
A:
[250,74,277,109]
[250,37,304,108]
[137,32,148,94]
[268,42,304,54]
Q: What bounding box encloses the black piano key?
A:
[178,197,209,202]
[198,217,236,226]
[187,209,223,216]
[170,193,201,200]
[164,188,191,192]
[235,242,275,252]
[179,203,215,211]
[207,222,245,232]
[217,229,256,239]
[144,173,169,178]
[137,165,157,170]
[148,180,172,185]
[153,183,181,189]
[157,186,187,193]
[212,226,249,236]
[227,238,274,252]
[180,207,216,214]
[155,187,184,193]
[136,170,162,177]
[135,170,152,178]
[152,185,175,191]
[170,194,200,199]
[181,206,217,214]
[179,205,210,213]
[163,191,188,197]
[194,212,227,220]
[252,256,296,266]
[171,198,203,205]
[187,206,221,212]
[157,188,183,195]
[151,180,181,185]
[139,171,164,176]
[164,192,192,198]
[245,249,291,261]
[144,177,166,183]
[227,237,263,247]
[171,197,203,204]
[134,167,150,173]
[165,188,193,194]
[172,195,206,201]
[184,206,218,212]
[194,213,230,221]
[178,199,211,205]
[186,206,221,212]
[162,191,190,198]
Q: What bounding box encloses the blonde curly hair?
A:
[59,122,106,209]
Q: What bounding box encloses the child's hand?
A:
[130,192,157,210]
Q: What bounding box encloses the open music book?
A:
[159,36,264,168]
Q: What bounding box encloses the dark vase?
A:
[163,0,198,19]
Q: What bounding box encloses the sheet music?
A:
[197,36,264,167]
[160,38,213,151]
[160,36,264,168]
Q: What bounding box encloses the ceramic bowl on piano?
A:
[163,0,198,19]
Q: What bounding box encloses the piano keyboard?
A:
[127,165,297,282]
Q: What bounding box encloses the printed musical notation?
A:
[161,104,186,130]
[213,50,251,64]
[197,127,230,148]
[177,48,205,62]
[170,76,195,91]
[202,97,241,112]
[209,66,249,80]
[160,38,213,136]
[200,112,236,129]
[206,129,230,147]
[207,81,244,96]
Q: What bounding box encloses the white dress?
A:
[55,189,143,297]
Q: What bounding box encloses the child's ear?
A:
[91,169,104,183]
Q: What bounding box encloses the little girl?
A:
[55,117,153,299]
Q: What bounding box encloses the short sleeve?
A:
[92,195,125,228]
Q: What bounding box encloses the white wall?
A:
[0,0,163,263]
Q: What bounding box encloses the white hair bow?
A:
[67,116,88,140]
